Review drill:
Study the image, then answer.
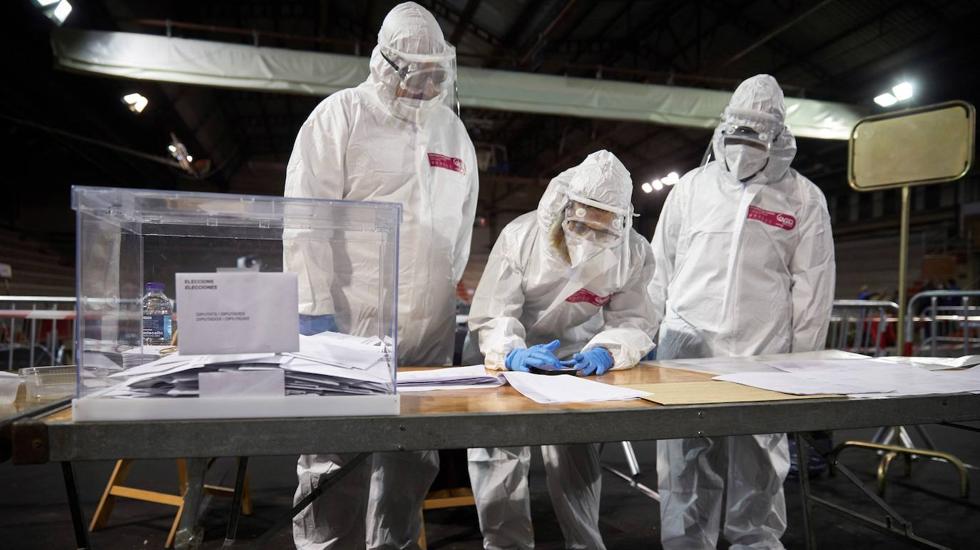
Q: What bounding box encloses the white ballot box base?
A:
[72,394,400,421]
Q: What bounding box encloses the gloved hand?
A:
[299,314,339,335]
[573,347,614,376]
[505,339,562,372]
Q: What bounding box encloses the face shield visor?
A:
[720,124,773,181]
[561,200,626,249]
[379,46,457,110]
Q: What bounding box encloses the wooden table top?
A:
[398,363,711,415]
[23,363,710,424]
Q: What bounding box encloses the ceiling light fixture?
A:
[873,93,898,107]
[892,81,914,101]
[874,80,914,108]
[122,93,148,114]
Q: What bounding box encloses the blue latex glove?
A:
[299,314,339,335]
[642,347,657,361]
[505,339,562,372]
[573,347,614,376]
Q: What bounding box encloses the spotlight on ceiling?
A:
[34,0,72,25]
[641,182,653,194]
[122,93,148,114]
[874,80,914,108]
[892,81,914,101]
[873,93,898,107]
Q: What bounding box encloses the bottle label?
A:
[143,314,173,343]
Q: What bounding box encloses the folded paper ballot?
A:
[98,331,393,399]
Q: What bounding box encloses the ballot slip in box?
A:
[71,186,402,421]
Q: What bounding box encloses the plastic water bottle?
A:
[142,282,174,346]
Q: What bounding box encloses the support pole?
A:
[897,185,911,354]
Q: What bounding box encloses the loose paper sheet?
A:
[652,350,870,375]
[715,371,897,395]
[502,371,648,404]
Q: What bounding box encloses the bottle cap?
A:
[144,282,165,292]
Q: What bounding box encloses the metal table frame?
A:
[7,392,980,549]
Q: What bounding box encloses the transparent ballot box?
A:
[72,186,401,421]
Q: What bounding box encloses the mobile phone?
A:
[528,366,579,376]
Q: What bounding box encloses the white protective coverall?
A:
[468,150,656,549]
[284,3,478,549]
[649,75,836,549]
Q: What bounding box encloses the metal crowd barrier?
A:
[905,290,980,357]
[825,292,980,502]
[829,300,900,357]
[0,295,76,371]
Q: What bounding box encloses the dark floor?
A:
[1,425,978,549]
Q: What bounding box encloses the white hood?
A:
[711,74,797,182]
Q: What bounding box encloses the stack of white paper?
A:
[97,331,393,399]
[396,365,504,392]
[502,371,648,404]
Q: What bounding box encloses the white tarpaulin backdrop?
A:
[52,29,865,140]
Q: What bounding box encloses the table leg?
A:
[795,433,816,550]
[174,458,208,550]
[221,457,249,548]
[61,461,92,550]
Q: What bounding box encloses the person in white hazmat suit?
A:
[648,74,836,549]
[467,150,656,550]
[283,3,478,548]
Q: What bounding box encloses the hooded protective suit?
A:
[648,75,835,549]
[284,3,478,549]
[468,150,656,549]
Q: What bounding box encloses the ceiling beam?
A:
[767,0,914,81]
[720,0,835,67]
[485,1,551,68]
[518,0,579,68]
[449,0,481,44]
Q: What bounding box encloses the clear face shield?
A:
[562,201,625,249]
[379,46,458,114]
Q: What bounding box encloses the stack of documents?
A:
[396,365,504,392]
[97,331,393,399]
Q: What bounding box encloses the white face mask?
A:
[565,231,605,266]
[724,143,769,181]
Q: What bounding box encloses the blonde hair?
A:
[548,215,571,264]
